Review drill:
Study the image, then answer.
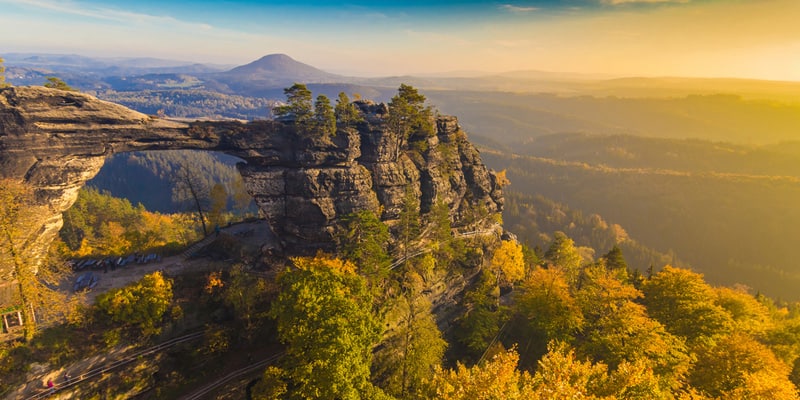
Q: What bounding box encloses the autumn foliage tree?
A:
[58,187,198,258]
[512,266,583,361]
[489,239,526,287]
[95,271,174,337]
[642,266,733,346]
[690,333,797,399]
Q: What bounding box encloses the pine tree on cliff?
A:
[314,94,336,137]
[387,84,434,149]
[335,92,362,127]
[274,83,313,132]
[43,76,76,91]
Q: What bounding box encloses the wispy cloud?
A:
[2,0,213,30]
[600,0,691,5]
[500,4,539,13]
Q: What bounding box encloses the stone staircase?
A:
[181,235,218,259]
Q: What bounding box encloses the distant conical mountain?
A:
[221,54,341,83]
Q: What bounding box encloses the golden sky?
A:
[0,0,798,80]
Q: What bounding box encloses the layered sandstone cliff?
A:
[0,86,503,278]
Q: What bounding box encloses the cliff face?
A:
[0,86,503,277]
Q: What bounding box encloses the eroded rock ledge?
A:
[0,86,503,275]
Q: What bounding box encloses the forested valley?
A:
[6,185,800,398]
[3,82,800,399]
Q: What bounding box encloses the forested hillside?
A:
[503,190,683,274]
[88,150,255,215]
[483,142,800,300]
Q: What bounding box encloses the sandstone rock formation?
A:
[0,86,503,278]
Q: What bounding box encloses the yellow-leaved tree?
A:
[490,239,526,287]
[95,271,174,337]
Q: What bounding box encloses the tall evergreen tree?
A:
[397,185,421,267]
[602,245,628,272]
[374,285,446,398]
[334,92,362,127]
[274,83,313,130]
[387,84,434,149]
[337,209,391,285]
[314,94,336,137]
[544,231,583,286]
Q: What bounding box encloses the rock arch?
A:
[0,86,503,279]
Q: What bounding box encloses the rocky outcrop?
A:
[0,86,503,277]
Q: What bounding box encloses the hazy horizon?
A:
[1,0,799,81]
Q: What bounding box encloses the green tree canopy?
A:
[337,209,390,284]
[314,94,336,137]
[373,288,446,398]
[274,83,313,128]
[268,254,384,399]
[335,92,363,127]
[387,84,434,144]
[601,245,628,272]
